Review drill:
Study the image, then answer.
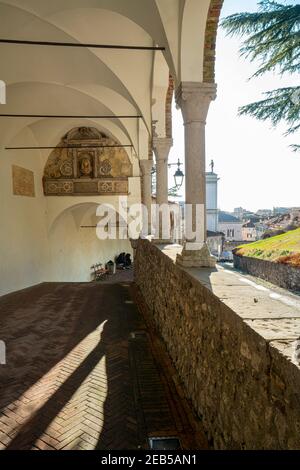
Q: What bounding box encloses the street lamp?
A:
[151,158,184,194]
[169,158,184,190]
[173,159,184,189]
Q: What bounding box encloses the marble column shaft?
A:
[139,159,153,235]
[176,82,217,267]
[152,137,173,242]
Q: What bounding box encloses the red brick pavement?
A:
[0,272,206,450]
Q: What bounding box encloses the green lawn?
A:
[235,228,300,266]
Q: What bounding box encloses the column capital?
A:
[175,81,217,125]
[152,137,173,162]
[139,159,153,176]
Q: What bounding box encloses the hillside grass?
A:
[235,228,300,267]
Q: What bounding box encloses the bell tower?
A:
[206,160,219,232]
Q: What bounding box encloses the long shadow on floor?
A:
[0,282,105,410]
[1,278,143,449]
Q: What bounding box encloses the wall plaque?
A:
[12,165,35,197]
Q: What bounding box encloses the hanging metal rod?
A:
[5,144,133,150]
[0,38,165,51]
[0,114,141,119]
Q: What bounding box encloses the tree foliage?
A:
[221,0,300,150]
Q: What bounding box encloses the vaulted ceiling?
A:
[0,0,223,159]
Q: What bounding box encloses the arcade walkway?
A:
[0,273,206,450]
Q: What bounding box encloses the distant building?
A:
[233,207,245,220]
[266,209,300,231]
[242,220,257,241]
[206,230,224,258]
[255,220,269,239]
[206,168,219,232]
[218,212,243,242]
[204,166,224,258]
[257,209,273,217]
[242,212,257,222]
[273,207,290,215]
[233,207,257,222]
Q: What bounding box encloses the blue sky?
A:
[169,0,300,212]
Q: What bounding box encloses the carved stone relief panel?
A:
[43,127,132,196]
[44,179,128,196]
[45,181,74,195]
[98,159,112,177]
[77,150,94,178]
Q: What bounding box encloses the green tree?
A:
[221,0,300,151]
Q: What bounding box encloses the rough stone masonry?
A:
[233,254,300,292]
[134,239,300,450]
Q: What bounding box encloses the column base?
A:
[176,242,216,268]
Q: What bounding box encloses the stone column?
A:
[176,82,217,267]
[139,159,153,236]
[152,137,173,243]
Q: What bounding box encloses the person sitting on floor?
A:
[125,253,132,268]
[116,252,126,269]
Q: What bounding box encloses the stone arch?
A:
[165,74,174,139]
[180,0,223,83]
[203,0,224,83]
[0,81,136,150]
[0,1,159,133]
[151,50,170,139]
[30,119,133,160]
[49,201,101,234]
[49,201,128,233]
[47,201,132,282]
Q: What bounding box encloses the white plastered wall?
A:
[0,129,50,296]
[47,203,133,282]
[0,162,140,294]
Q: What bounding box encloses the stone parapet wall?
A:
[134,239,300,449]
[234,255,300,292]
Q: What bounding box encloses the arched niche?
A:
[47,201,132,282]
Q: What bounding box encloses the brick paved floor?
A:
[0,272,207,450]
